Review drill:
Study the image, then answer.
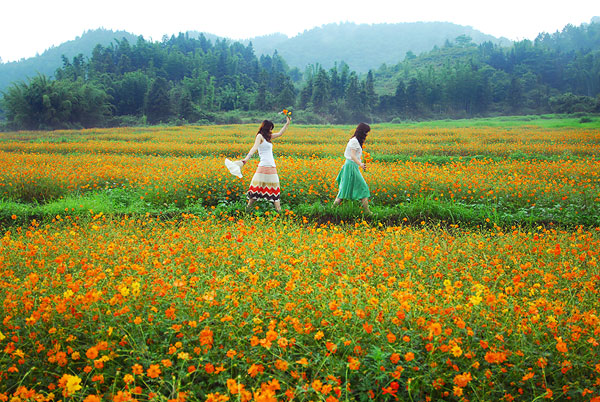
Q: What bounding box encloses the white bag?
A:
[224,158,244,178]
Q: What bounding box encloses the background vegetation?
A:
[1,20,600,130]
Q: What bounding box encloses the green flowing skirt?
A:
[335,159,370,200]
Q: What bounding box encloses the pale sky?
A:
[1,0,598,62]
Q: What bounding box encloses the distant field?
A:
[0,120,599,401]
[397,114,600,129]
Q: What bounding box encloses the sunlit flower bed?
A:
[0,215,599,401]
[0,152,598,216]
[0,125,598,221]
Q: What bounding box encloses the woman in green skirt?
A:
[334,122,371,214]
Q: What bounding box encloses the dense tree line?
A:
[1,33,298,129]
[370,23,600,120]
[1,21,600,129]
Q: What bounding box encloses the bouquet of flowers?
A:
[363,151,372,172]
[279,108,292,118]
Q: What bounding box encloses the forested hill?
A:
[245,22,512,73]
[0,22,509,92]
[0,29,138,92]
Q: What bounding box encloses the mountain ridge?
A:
[242,22,512,72]
[0,29,138,92]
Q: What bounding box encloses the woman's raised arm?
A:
[271,116,291,140]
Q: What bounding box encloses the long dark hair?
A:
[352,122,370,148]
[258,120,275,142]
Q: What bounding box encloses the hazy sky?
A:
[1,0,598,62]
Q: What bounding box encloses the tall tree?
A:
[364,70,377,111]
[145,77,171,124]
[508,76,523,112]
[311,67,330,110]
[394,80,407,115]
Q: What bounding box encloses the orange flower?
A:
[147,364,161,378]
[556,337,568,353]
[386,333,397,343]
[405,352,415,362]
[200,327,214,348]
[453,386,464,397]
[522,372,535,381]
[275,359,289,371]
[132,364,143,375]
[326,342,338,354]
[453,372,472,388]
[429,322,442,336]
[86,346,99,360]
[227,379,241,394]
[484,351,507,364]
[247,363,264,378]
[205,393,230,402]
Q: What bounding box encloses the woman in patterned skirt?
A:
[242,115,291,212]
[333,122,371,214]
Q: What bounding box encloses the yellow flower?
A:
[60,374,82,396]
[66,375,82,393]
[469,294,482,306]
[451,345,463,357]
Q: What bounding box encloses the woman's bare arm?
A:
[271,116,291,140]
[242,134,264,164]
[350,148,365,169]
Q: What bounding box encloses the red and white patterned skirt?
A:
[247,166,280,202]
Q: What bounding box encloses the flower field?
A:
[0,122,599,401]
[0,124,599,226]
